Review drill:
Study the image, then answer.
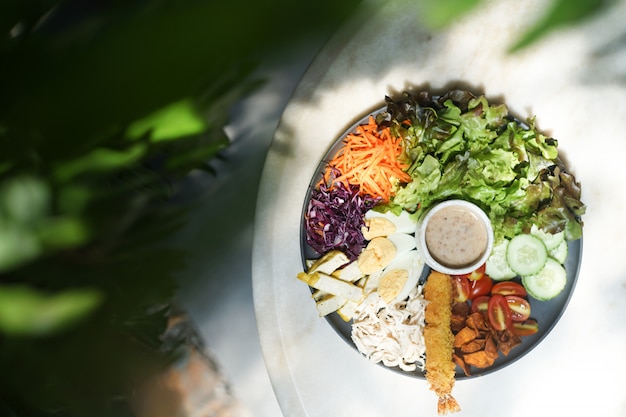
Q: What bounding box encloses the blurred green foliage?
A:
[416,0,484,28]
[0,285,102,336]
[509,0,615,51]
[416,0,615,51]
[0,0,360,415]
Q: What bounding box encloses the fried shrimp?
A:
[423,271,460,415]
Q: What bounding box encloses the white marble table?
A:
[252,1,626,416]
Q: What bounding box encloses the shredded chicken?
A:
[351,286,427,372]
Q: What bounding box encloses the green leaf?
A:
[0,224,41,272]
[37,217,89,248]
[0,176,50,224]
[53,142,148,182]
[416,0,484,28]
[510,0,611,52]
[0,285,103,336]
[386,90,585,241]
[57,185,91,214]
[126,98,208,142]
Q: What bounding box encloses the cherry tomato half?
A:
[511,319,539,336]
[471,295,490,313]
[505,295,532,322]
[491,281,527,298]
[487,294,512,331]
[469,275,493,300]
[457,263,487,281]
[453,276,470,302]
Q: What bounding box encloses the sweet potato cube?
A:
[453,353,471,377]
[460,340,485,353]
[454,326,478,348]
[451,315,467,333]
[498,330,522,356]
[462,350,496,368]
[466,312,489,332]
[484,334,499,359]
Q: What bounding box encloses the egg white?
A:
[379,249,424,304]
[364,209,417,235]
[386,232,417,257]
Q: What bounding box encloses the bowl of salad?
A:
[297,89,585,380]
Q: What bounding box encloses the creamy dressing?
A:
[424,205,488,268]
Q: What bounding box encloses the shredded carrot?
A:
[321,115,411,202]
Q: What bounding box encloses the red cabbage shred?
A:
[305,180,378,261]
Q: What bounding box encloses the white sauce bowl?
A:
[416,199,494,275]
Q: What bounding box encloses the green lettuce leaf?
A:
[384,90,585,242]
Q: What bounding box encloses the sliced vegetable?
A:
[549,240,568,264]
[511,319,539,336]
[485,239,517,280]
[322,116,411,203]
[505,295,531,322]
[458,263,487,281]
[506,234,548,276]
[468,275,493,300]
[522,257,567,301]
[452,275,470,302]
[491,281,527,298]
[487,294,512,331]
[471,295,490,313]
[530,224,564,251]
[304,180,378,260]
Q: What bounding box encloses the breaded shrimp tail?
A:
[424,271,461,415]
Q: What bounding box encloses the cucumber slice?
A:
[549,240,568,264]
[506,234,547,276]
[485,239,517,280]
[522,258,567,301]
[530,225,565,251]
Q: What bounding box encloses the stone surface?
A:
[252,1,626,416]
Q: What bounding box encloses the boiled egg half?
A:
[364,209,417,235]
[378,249,424,304]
